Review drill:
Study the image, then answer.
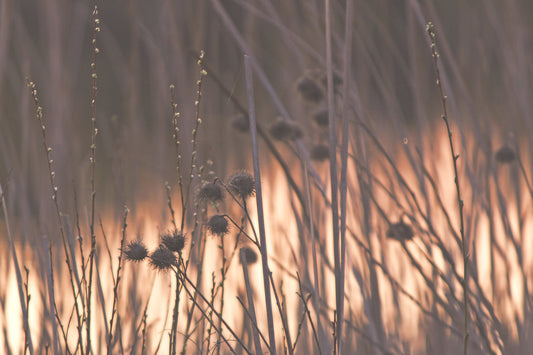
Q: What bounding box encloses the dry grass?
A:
[1,1,533,354]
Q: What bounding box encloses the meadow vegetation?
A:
[1,1,533,354]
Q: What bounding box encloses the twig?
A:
[0,184,32,354]
[43,236,60,354]
[426,22,468,355]
[295,273,321,355]
[86,7,101,353]
[180,51,206,231]
[107,207,129,354]
[240,250,263,355]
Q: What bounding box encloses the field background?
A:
[1,1,533,354]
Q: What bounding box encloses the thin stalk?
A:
[43,236,60,354]
[324,0,342,353]
[0,183,33,355]
[266,274,293,355]
[46,246,72,355]
[303,162,328,353]
[240,250,263,355]
[107,207,129,354]
[180,51,206,231]
[169,86,185,218]
[215,236,226,355]
[87,7,101,353]
[170,266,181,355]
[427,22,468,355]
[27,80,83,354]
[179,270,250,355]
[244,54,276,354]
[295,273,321,355]
[205,273,217,353]
[337,1,354,354]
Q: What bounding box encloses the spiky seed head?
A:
[239,247,258,265]
[495,145,516,163]
[269,117,303,141]
[198,182,225,203]
[207,214,229,236]
[310,144,330,161]
[228,172,255,199]
[296,76,323,103]
[312,107,329,127]
[161,230,185,252]
[386,221,414,242]
[231,115,250,132]
[149,246,177,271]
[123,240,148,262]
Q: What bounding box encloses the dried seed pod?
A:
[310,144,330,161]
[312,107,329,127]
[123,240,148,262]
[161,230,185,252]
[149,246,177,271]
[269,117,303,141]
[239,247,258,265]
[198,182,225,203]
[386,221,414,242]
[494,145,516,164]
[207,214,229,236]
[296,76,323,103]
[228,172,255,199]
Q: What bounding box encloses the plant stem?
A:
[244,54,277,354]
[427,22,468,355]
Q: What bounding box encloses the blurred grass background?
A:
[1,1,533,353]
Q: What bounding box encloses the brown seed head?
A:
[161,230,185,252]
[149,246,177,271]
[310,144,330,161]
[198,182,225,203]
[386,221,414,242]
[495,145,516,164]
[123,240,148,262]
[239,247,258,265]
[296,76,323,103]
[228,172,255,199]
[207,214,229,236]
[312,107,329,127]
[269,118,303,141]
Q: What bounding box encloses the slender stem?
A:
[240,250,263,355]
[170,265,181,355]
[180,51,206,231]
[244,54,277,354]
[43,236,60,354]
[216,236,226,355]
[169,85,185,218]
[0,183,34,354]
[427,22,468,355]
[27,80,84,354]
[179,270,250,355]
[87,7,101,353]
[337,1,354,353]
[324,0,342,353]
[107,207,129,354]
